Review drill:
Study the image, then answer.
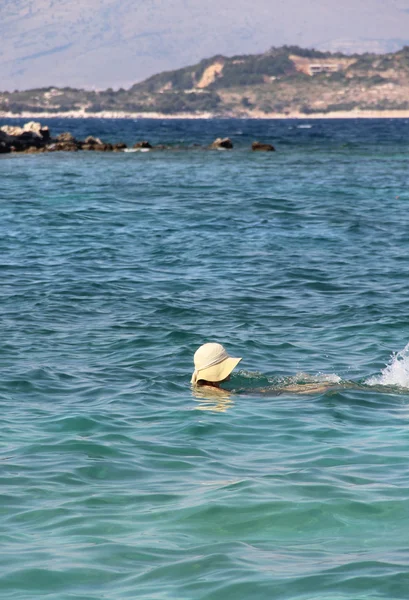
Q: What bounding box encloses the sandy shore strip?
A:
[2,109,409,120]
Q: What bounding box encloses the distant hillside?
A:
[2,45,409,117]
[130,47,336,93]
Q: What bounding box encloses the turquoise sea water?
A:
[2,118,409,599]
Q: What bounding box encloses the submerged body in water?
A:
[191,342,409,407]
[191,342,345,396]
[193,371,409,413]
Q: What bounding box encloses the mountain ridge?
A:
[2,45,409,117]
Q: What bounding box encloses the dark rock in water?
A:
[37,125,50,141]
[19,131,45,148]
[23,146,46,154]
[133,140,152,149]
[81,135,113,151]
[52,132,81,151]
[94,143,113,151]
[251,141,275,151]
[1,128,41,151]
[48,142,79,152]
[24,121,50,141]
[84,135,103,146]
[82,141,113,151]
[84,135,104,146]
[113,142,127,151]
[0,122,51,153]
[20,131,38,140]
[210,137,233,149]
[56,132,77,143]
[0,141,11,154]
[0,130,13,153]
[0,123,125,154]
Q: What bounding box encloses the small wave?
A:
[366,343,409,388]
[123,148,150,153]
[297,124,312,129]
[263,372,341,388]
[227,370,342,397]
[285,372,341,385]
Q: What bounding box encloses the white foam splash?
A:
[315,373,342,383]
[366,343,409,388]
[291,371,341,384]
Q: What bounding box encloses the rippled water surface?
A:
[2,118,409,599]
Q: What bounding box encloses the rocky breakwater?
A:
[0,122,127,154]
[0,122,277,154]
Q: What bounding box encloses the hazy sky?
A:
[2,0,409,90]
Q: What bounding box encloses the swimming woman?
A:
[191,342,337,395]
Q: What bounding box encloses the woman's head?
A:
[191,342,242,386]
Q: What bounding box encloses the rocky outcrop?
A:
[1,121,50,140]
[84,135,103,146]
[24,121,50,140]
[81,135,105,150]
[23,145,47,154]
[0,122,276,155]
[1,125,25,137]
[112,142,127,151]
[47,141,79,152]
[210,137,233,149]
[133,140,152,149]
[251,141,275,151]
[0,122,129,154]
[46,131,80,152]
[56,132,76,143]
[0,130,14,153]
[0,121,51,152]
[81,136,112,151]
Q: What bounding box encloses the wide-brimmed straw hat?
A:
[191,343,242,385]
